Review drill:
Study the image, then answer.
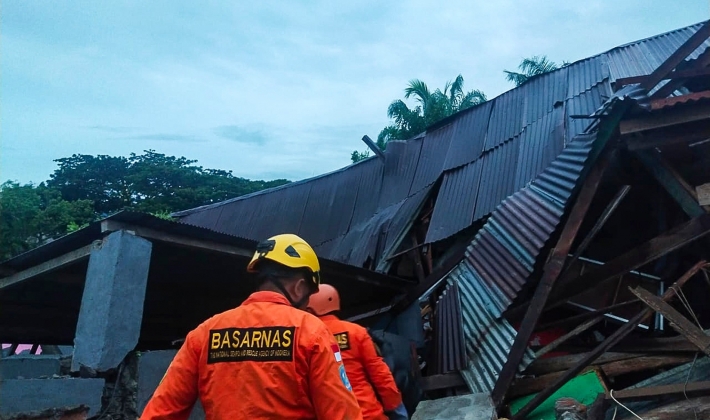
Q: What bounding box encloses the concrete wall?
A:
[0,378,105,417]
[0,355,62,379]
[136,350,204,420]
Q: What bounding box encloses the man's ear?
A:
[294,277,309,297]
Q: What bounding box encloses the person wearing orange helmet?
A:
[141,234,363,420]
[308,284,408,420]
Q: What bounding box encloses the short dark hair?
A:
[252,260,311,287]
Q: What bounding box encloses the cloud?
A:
[213,125,268,145]
[86,125,140,133]
[123,133,204,143]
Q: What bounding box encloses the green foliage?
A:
[363,75,486,158]
[0,182,94,260]
[504,56,570,87]
[351,150,370,163]
[47,150,290,215]
[150,210,174,221]
[2,150,290,260]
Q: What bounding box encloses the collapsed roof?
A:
[174,22,710,273]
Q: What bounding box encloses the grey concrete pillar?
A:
[72,230,152,372]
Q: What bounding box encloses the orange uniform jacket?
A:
[141,292,363,420]
[320,315,402,420]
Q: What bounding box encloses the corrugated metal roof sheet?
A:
[432,281,467,374]
[426,159,484,243]
[174,21,708,266]
[566,55,609,99]
[484,88,525,151]
[469,133,594,324]
[449,130,597,394]
[566,82,613,140]
[383,185,433,258]
[522,66,569,126]
[514,106,565,191]
[473,137,522,221]
[446,263,535,394]
[606,22,710,82]
[350,159,385,228]
[299,169,360,246]
[443,101,493,170]
[378,139,423,210]
[410,124,454,193]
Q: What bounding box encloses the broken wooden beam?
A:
[638,21,710,92]
[510,355,693,399]
[419,372,466,391]
[563,185,632,276]
[615,67,710,88]
[625,119,710,150]
[635,149,706,218]
[620,101,710,135]
[608,381,710,401]
[630,286,710,356]
[535,299,642,331]
[534,316,604,359]
[546,214,710,312]
[491,142,619,409]
[632,396,710,420]
[524,352,644,376]
[509,261,708,420]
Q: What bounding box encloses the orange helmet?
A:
[307,284,340,316]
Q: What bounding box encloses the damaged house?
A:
[2,20,710,420]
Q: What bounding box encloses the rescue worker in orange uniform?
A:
[141,234,363,420]
[308,284,408,420]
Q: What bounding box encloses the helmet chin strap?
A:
[269,278,310,308]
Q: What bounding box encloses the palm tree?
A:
[504,56,570,87]
[375,75,486,152]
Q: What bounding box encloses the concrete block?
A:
[136,350,204,420]
[1,355,62,379]
[412,394,496,420]
[72,231,152,372]
[0,378,105,417]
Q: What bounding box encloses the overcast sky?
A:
[2,1,708,184]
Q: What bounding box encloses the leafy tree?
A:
[350,150,371,163]
[504,55,570,87]
[352,75,486,162]
[47,150,290,215]
[0,182,94,260]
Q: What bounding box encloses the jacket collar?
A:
[243,291,292,306]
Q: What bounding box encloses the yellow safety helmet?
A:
[247,233,321,289]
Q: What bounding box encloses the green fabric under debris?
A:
[508,370,606,420]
